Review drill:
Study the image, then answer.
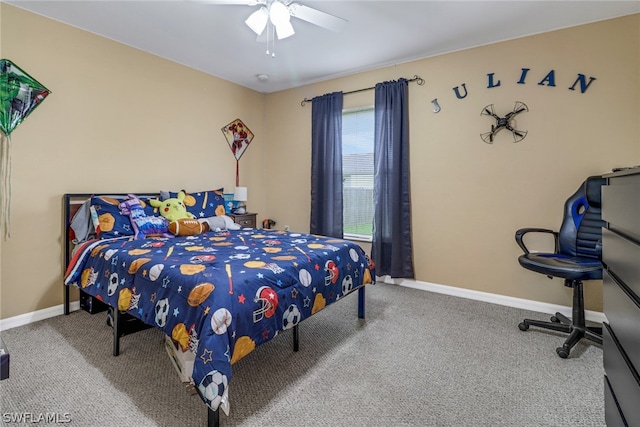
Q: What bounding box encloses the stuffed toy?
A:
[149,190,194,222]
[150,191,208,236]
[198,215,241,232]
[119,194,171,239]
[168,218,209,236]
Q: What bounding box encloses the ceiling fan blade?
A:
[288,3,347,32]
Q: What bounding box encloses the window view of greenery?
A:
[342,107,374,238]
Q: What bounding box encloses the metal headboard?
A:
[62,193,159,314]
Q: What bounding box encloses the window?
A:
[342,107,374,240]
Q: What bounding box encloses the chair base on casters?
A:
[518,280,602,358]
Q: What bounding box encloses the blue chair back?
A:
[557,176,606,259]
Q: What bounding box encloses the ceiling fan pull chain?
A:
[265,21,271,55]
[264,21,276,57]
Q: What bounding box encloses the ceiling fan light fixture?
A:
[269,1,289,25]
[269,1,295,39]
[274,20,295,39]
[245,6,268,35]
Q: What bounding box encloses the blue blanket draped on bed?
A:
[64,229,374,413]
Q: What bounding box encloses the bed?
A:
[62,192,374,426]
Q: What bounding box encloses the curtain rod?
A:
[300,75,424,106]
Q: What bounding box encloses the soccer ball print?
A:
[282,304,301,330]
[155,298,170,327]
[198,370,228,409]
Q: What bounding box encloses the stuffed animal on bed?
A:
[119,195,172,239]
[150,191,209,236]
[149,190,194,222]
[198,215,241,232]
[168,218,209,236]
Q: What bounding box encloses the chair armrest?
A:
[515,228,558,254]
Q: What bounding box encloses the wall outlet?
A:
[284,225,290,231]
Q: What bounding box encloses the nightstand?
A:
[229,212,257,228]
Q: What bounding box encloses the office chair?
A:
[516,175,606,358]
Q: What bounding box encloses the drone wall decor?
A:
[480,101,528,143]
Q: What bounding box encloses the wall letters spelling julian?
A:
[452,68,597,99]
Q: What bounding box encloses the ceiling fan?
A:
[205,0,348,40]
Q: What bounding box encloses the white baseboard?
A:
[0,301,80,331]
[377,276,607,324]
[0,279,606,331]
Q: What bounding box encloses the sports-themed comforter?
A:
[64,229,374,413]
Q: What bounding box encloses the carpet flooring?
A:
[0,283,604,426]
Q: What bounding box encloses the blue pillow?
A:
[90,196,134,239]
[90,195,159,239]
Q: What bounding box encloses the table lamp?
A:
[233,187,248,214]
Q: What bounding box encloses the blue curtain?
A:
[372,79,414,278]
[310,91,344,238]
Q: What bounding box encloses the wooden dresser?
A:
[601,167,640,426]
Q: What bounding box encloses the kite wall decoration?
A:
[221,118,254,187]
[1,59,51,238]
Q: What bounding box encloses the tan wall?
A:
[1,5,638,320]
[0,5,266,319]
[264,15,640,312]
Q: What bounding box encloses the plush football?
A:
[168,218,209,236]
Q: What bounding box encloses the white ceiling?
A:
[5,1,639,93]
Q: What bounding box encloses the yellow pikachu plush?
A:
[150,191,195,222]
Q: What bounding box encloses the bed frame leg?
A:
[358,286,365,319]
[63,194,71,316]
[293,324,299,352]
[112,308,121,356]
[207,407,220,427]
[64,286,70,315]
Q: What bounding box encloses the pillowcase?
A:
[162,188,226,218]
[90,196,134,239]
[89,195,159,239]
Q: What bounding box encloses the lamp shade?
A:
[274,19,295,39]
[270,0,295,39]
[233,187,248,202]
[245,7,268,35]
[269,1,289,26]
